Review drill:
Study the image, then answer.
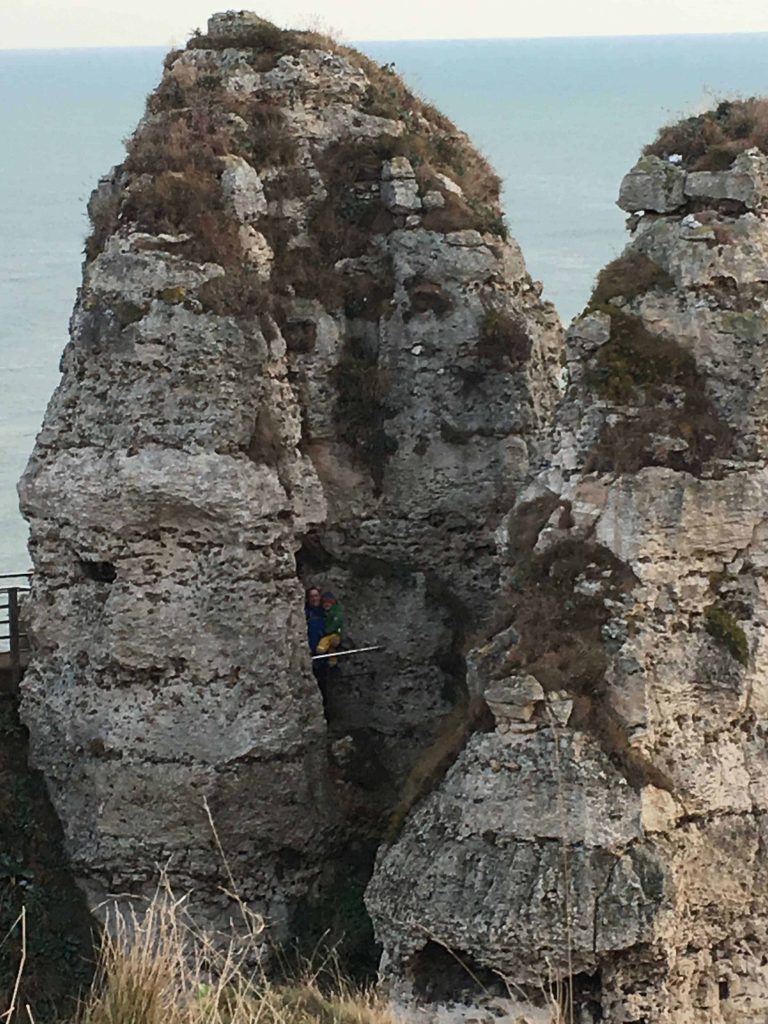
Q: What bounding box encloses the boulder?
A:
[684,148,768,209]
[618,154,686,213]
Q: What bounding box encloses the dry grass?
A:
[644,97,768,170]
[3,881,396,1024]
[74,888,391,1024]
[74,888,394,1024]
[587,252,673,309]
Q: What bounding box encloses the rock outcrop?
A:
[368,120,768,1020]
[18,12,560,933]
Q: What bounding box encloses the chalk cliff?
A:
[18,11,560,933]
[368,117,768,1021]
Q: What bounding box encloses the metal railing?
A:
[0,572,32,687]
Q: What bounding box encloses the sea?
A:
[2,32,768,574]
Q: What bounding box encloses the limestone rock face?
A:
[368,129,768,1020]
[18,14,561,929]
[618,148,768,214]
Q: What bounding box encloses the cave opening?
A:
[293,529,484,984]
[79,560,117,583]
[408,941,506,1003]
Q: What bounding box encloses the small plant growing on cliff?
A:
[585,308,699,403]
[332,340,398,494]
[704,603,749,666]
[588,252,673,309]
[477,309,533,368]
[583,306,732,474]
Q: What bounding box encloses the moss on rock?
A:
[704,603,749,666]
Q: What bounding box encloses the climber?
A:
[316,591,344,665]
[305,586,325,656]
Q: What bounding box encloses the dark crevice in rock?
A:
[331,335,398,495]
[0,695,96,1021]
[285,840,382,983]
[79,559,117,583]
[408,940,506,1002]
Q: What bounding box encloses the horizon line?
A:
[3,27,768,54]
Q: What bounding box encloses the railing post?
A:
[8,588,20,689]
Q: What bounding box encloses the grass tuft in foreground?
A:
[5,880,395,1024]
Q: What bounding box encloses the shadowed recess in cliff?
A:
[0,694,95,1021]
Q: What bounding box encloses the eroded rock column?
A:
[19,11,561,933]
[368,129,768,1021]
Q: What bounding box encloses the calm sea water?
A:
[2,33,768,573]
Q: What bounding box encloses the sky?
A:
[4,0,768,49]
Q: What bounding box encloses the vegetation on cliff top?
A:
[581,297,732,475]
[587,252,674,310]
[86,14,506,267]
[644,96,768,170]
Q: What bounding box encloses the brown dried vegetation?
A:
[584,307,731,474]
[85,13,509,326]
[493,499,671,790]
[645,97,768,170]
[588,252,674,309]
[477,308,533,368]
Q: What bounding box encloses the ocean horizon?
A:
[2,31,768,573]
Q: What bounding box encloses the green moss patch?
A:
[332,339,398,494]
[704,603,749,666]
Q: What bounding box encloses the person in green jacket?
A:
[316,591,344,664]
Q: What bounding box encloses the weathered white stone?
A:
[435,172,464,196]
[382,156,416,181]
[618,154,686,213]
[220,154,267,223]
[381,177,421,214]
[422,190,445,211]
[238,225,273,275]
[684,149,768,209]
